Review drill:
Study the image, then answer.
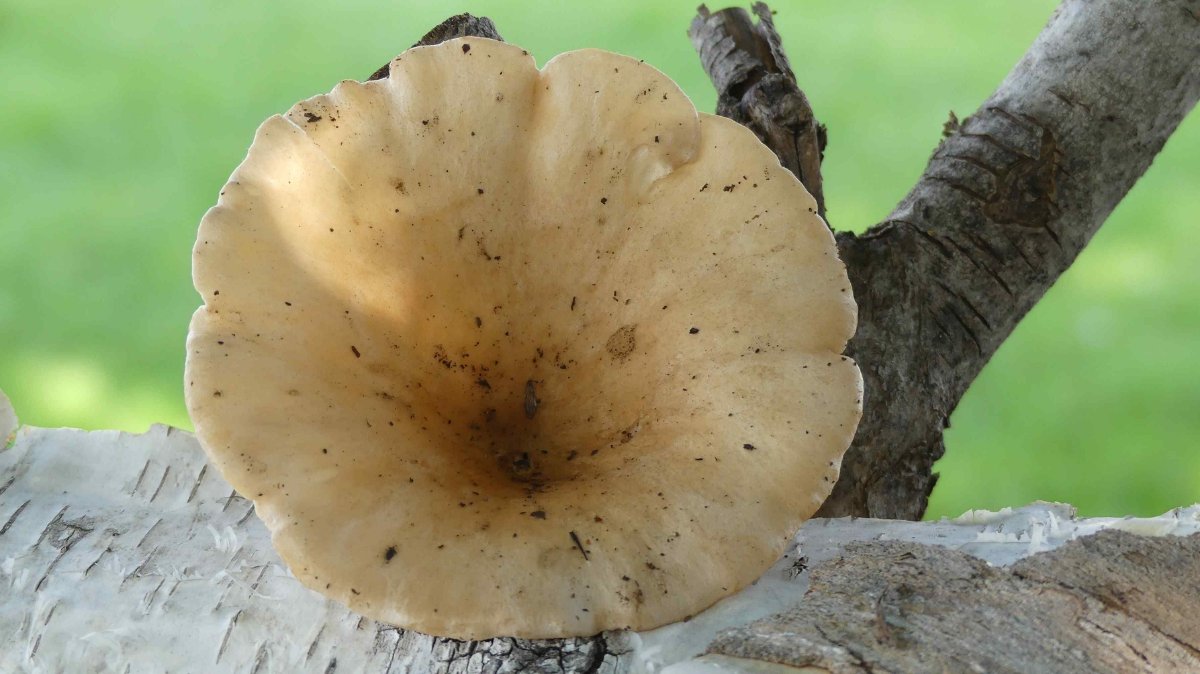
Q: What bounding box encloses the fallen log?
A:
[2,391,1197,673]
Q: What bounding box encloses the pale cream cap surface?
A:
[186,37,861,639]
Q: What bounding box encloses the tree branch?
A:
[692,1,1200,519]
[689,3,827,220]
[818,0,1200,518]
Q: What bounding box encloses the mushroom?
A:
[185,37,861,639]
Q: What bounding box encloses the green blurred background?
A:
[1,1,1196,519]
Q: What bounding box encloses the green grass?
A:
[1,0,1196,518]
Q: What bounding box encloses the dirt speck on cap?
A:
[605,324,637,361]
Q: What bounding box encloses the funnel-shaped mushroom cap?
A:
[186,37,861,639]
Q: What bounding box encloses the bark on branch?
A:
[693,0,1200,519]
[689,3,827,220]
[826,0,1200,518]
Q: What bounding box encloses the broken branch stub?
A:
[689,3,827,220]
[368,13,504,80]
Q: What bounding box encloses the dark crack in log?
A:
[709,530,1200,673]
[689,3,827,220]
[367,13,504,81]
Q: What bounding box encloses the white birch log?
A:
[1,391,1197,673]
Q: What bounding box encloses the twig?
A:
[689,3,827,220]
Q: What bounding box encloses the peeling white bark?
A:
[2,399,1196,673]
[0,421,439,673]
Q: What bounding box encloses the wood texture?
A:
[689,3,827,220]
[709,530,1200,673]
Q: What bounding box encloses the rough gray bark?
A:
[709,530,1200,673]
[802,0,1196,518]
[689,3,827,220]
